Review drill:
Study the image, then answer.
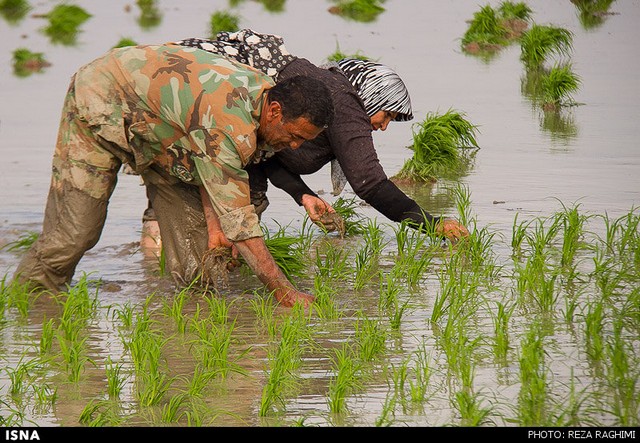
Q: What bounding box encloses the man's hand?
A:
[200,186,239,265]
[436,218,470,243]
[273,287,315,308]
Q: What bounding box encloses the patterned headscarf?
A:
[336,58,413,122]
[176,29,295,80]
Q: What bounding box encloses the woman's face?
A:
[370,110,398,131]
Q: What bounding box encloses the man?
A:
[12,44,333,308]
[140,30,470,250]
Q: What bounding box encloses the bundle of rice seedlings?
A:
[520,24,573,70]
[540,64,581,110]
[42,4,91,44]
[394,110,479,183]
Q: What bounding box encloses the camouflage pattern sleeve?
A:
[72,44,274,242]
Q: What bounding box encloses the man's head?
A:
[259,75,333,151]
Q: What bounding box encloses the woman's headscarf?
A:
[336,58,413,122]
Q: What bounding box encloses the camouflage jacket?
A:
[72,44,274,241]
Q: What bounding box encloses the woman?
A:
[141,29,469,249]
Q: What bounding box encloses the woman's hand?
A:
[436,218,470,243]
[301,194,334,222]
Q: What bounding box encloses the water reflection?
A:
[231,0,288,13]
[136,0,162,30]
[571,0,617,30]
[0,0,30,24]
[539,108,579,144]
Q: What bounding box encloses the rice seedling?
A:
[156,246,167,276]
[6,355,37,397]
[56,331,93,383]
[128,324,166,375]
[190,319,245,378]
[41,3,92,45]
[452,389,493,426]
[39,317,55,355]
[312,275,341,320]
[407,344,433,405]
[161,392,189,423]
[354,311,387,362]
[78,399,125,426]
[439,323,481,392]
[1,276,39,319]
[452,183,473,228]
[389,359,409,407]
[531,270,559,313]
[353,245,379,291]
[105,356,127,399]
[0,397,28,426]
[110,302,136,330]
[248,294,277,327]
[375,388,397,427]
[327,342,363,414]
[331,196,367,236]
[614,207,640,257]
[200,290,230,325]
[517,324,549,426]
[392,221,433,287]
[113,37,137,48]
[562,289,581,325]
[314,240,351,282]
[498,1,533,21]
[461,5,509,50]
[511,213,533,258]
[137,370,174,407]
[259,304,311,416]
[605,322,639,426]
[185,365,217,398]
[56,276,99,342]
[591,249,622,299]
[387,295,410,332]
[163,285,190,334]
[520,24,573,70]
[460,223,502,279]
[136,0,162,29]
[491,300,515,362]
[326,42,370,63]
[209,10,239,37]
[541,64,582,111]
[431,254,481,327]
[31,384,57,414]
[0,0,31,24]
[378,268,401,313]
[262,223,307,279]
[2,231,39,251]
[328,0,385,23]
[555,201,590,270]
[584,301,605,365]
[394,109,479,183]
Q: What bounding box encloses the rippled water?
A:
[1,0,639,428]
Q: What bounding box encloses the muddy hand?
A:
[436,218,470,243]
[274,288,315,308]
[301,194,334,223]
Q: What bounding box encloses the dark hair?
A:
[267,75,333,129]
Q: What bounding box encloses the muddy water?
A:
[1,0,639,428]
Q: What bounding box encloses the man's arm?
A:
[234,238,314,307]
[199,187,314,307]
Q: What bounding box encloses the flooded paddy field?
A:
[0,0,639,428]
